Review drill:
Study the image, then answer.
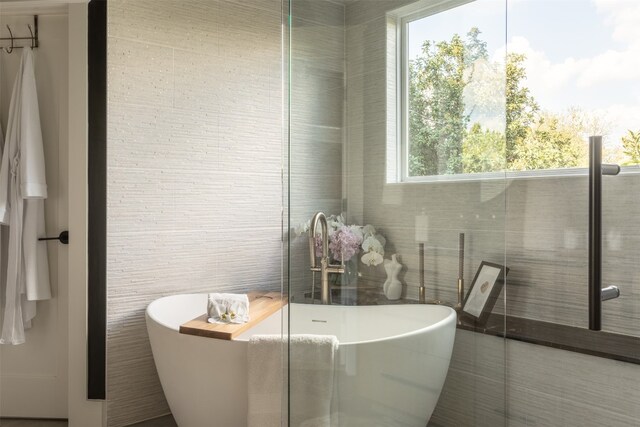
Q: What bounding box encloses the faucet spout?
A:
[308,212,344,304]
[309,212,328,269]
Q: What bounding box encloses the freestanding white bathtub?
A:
[146,294,456,427]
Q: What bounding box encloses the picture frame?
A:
[460,261,509,326]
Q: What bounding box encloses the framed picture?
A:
[461,261,509,326]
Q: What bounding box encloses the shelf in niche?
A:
[458,314,640,366]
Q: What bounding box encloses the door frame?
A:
[68,0,105,425]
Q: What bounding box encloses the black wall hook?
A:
[5,25,14,53]
[39,230,69,245]
[1,16,39,53]
[28,24,35,49]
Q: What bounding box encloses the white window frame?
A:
[388,0,640,184]
[391,0,476,184]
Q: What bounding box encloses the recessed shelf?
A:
[458,314,640,365]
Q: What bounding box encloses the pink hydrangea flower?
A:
[328,226,363,261]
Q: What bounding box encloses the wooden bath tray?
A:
[179,291,286,340]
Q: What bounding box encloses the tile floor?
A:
[130,415,176,427]
[0,421,67,427]
[0,415,177,427]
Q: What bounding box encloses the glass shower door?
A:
[288,0,509,426]
[503,0,640,425]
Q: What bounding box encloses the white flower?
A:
[361,251,383,266]
[328,214,344,231]
[295,220,310,236]
[362,236,384,255]
[362,224,376,237]
[348,225,364,241]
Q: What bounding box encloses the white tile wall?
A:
[288,0,345,300]
[107,1,285,425]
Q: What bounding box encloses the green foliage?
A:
[460,53,537,173]
[464,27,488,65]
[621,130,640,165]
[462,123,505,173]
[505,53,538,165]
[408,27,636,176]
[510,113,586,170]
[408,29,487,176]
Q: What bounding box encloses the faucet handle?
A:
[327,253,345,273]
[308,233,318,269]
[326,264,345,274]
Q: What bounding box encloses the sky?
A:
[408,0,640,146]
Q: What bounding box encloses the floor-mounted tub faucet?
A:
[308,212,344,304]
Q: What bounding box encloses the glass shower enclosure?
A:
[287,0,640,426]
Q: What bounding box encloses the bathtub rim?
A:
[146,293,457,345]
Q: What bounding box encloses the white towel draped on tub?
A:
[0,47,51,345]
[248,334,339,427]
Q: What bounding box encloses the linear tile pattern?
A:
[107,1,284,426]
[430,331,640,427]
[505,338,640,427]
[505,175,640,335]
[288,0,345,300]
[428,330,507,427]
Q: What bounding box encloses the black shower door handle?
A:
[588,136,620,331]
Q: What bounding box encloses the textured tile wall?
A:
[429,331,506,427]
[505,338,640,427]
[505,174,640,336]
[107,1,284,425]
[288,0,345,300]
[430,331,640,427]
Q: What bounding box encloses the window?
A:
[391,0,640,182]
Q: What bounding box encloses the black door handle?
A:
[38,230,69,245]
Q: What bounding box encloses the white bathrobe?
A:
[0,48,51,345]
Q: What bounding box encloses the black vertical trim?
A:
[588,136,602,331]
[88,0,107,400]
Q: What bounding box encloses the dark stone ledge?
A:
[458,314,640,365]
